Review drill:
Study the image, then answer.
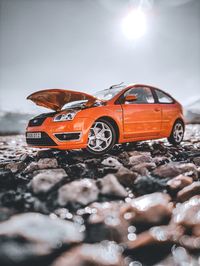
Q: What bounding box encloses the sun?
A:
[121,9,147,39]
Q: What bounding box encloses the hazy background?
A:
[0,0,200,115]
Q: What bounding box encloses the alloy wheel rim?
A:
[173,123,184,142]
[88,122,113,152]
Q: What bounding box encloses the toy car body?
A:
[26,84,185,154]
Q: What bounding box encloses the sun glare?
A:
[121,9,147,39]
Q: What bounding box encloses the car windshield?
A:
[94,86,125,100]
[62,84,125,109]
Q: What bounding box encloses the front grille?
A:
[26,132,57,146]
[28,117,47,127]
[28,112,56,127]
[54,132,81,141]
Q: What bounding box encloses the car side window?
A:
[155,89,173,103]
[124,87,155,104]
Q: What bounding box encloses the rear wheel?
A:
[168,120,184,145]
[86,119,116,155]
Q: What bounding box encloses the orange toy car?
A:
[26,83,185,155]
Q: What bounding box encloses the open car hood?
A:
[27,89,97,111]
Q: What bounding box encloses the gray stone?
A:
[0,213,83,263]
[97,174,128,198]
[101,157,122,169]
[129,154,152,166]
[115,166,138,187]
[31,169,67,194]
[24,158,58,173]
[58,179,99,206]
[152,162,198,179]
[52,242,125,266]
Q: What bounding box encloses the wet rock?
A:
[151,142,168,156]
[152,162,198,179]
[31,169,67,194]
[133,175,167,196]
[178,235,200,250]
[129,154,152,166]
[0,169,14,188]
[97,174,128,198]
[0,213,83,265]
[177,182,200,202]
[68,163,89,178]
[121,192,172,226]
[87,201,128,242]
[101,157,122,169]
[0,207,16,222]
[172,195,200,228]
[126,224,184,250]
[52,242,125,266]
[58,179,98,206]
[19,153,34,163]
[167,175,193,192]
[152,156,170,166]
[36,149,55,159]
[155,247,199,266]
[131,162,156,175]
[193,157,200,166]
[24,158,58,173]
[5,161,25,173]
[115,166,138,187]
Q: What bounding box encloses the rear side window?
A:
[155,90,174,103]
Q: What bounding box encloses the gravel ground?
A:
[0,124,200,266]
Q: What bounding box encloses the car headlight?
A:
[53,112,77,122]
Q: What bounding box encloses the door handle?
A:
[154,108,160,112]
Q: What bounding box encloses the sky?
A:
[0,0,200,113]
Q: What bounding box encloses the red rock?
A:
[177,182,200,202]
[167,175,193,191]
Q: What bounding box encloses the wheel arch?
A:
[173,117,185,129]
[94,116,120,143]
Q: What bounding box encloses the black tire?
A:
[168,120,184,145]
[85,119,116,155]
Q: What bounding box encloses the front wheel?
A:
[168,120,184,145]
[86,119,116,155]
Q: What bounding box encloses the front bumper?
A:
[26,116,92,150]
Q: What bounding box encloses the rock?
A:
[101,157,122,169]
[31,169,67,194]
[131,162,156,175]
[0,169,14,188]
[172,195,200,228]
[126,224,184,250]
[152,163,198,179]
[0,213,84,264]
[87,201,129,242]
[178,235,200,250]
[58,179,98,206]
[0,207,16,222]
[52,242,125,266]
[115,166,138,187]
[36,149,55,158]
[5,161,25,173]
[97,174,128,198]
[121,192,172,225]
[129,154,152,166]
[193,157,200,166]
[154,247,199,266]
[167,175,193,192]
[177,182,200,202]
[133,175,167,196]
[152,156,170,166]
[24,158,58,173]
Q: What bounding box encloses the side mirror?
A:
[125,94,137,102]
